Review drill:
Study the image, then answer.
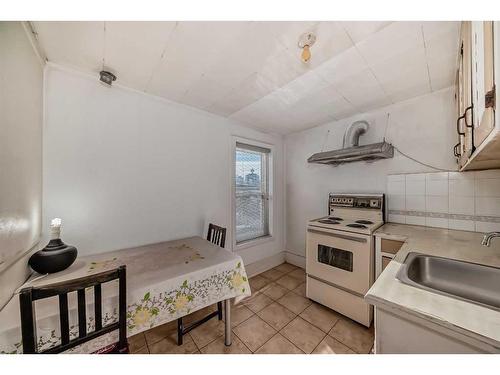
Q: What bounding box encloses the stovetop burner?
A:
[318,219,340,224]
[328,216,344,221]
[355,220,373,225]
[346,223,368,229]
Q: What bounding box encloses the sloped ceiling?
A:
[32,21,460,134]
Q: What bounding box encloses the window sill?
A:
[234,235,274,252]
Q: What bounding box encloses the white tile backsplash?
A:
[448,195,475,215]
[475,178,500,197]
[388,194,405,210]
[387,174,406,182]
[426,172,449,180]
[387,180,405,195]
[387,170,500,233]
[388,214,406,224]
[475,221,500,232]
[448,171,475,180]
[475,197,500,216]
[406,195,426,211]
[475,169,500,179]
[425,217,449,229]
[426,195,448,213]
[405,174,426,195]
[449,178,474,196]
[425,172,448,196]
[449,219,475,231]
[405,216,426,226]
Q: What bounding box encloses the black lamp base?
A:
[29,239,77,274]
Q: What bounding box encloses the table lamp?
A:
[28,218,78,274]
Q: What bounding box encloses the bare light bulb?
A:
[51,218,61,228]
[301,45,311,63]
[50,218,62,239]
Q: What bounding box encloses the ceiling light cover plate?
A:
[99,70,117,86]
[298,32,316,48]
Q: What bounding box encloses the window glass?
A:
[235,143,270,244]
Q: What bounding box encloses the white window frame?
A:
[230,136,274,251]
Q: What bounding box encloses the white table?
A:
[0,236,251,353]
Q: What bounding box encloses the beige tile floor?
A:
[129,263,374,354]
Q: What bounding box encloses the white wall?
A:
[285,88,457,262]
[0,22,44,308]
[43,65,285,269]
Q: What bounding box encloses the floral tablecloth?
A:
[0,236,251,353]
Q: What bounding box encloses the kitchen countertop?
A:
[366,223,500,349]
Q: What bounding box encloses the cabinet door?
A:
[381,256,391,272]
[471,21,495,148]
[456,22,474,168]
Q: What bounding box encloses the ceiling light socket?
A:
[298,32,316,49]
[99,70,116,86]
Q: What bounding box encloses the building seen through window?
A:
[234,143,270,244]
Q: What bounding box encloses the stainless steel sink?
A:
[396,252,500,311]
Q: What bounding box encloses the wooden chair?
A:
[206,223,226,248]
[176,223,227,345]
[19,266,128,354]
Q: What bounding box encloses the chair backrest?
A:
[19,265,127,354]
[207,223,226,248]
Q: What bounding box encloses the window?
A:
[317,245,353,272]
[234,141,271,245]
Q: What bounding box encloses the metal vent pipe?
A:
[342,120,369,148]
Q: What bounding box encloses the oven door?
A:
[306,227,373,295]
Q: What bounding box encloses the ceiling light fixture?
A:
[99,70,116,86]
[298,32,316,63]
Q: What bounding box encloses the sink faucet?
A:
[481,232,500,247]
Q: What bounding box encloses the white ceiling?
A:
[32,21,460,134]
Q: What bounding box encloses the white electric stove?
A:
[306,193,384,327]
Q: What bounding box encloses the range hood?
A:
[307,141,394,165]
[307,120,394,166]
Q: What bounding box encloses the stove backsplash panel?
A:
[387,170,500,233]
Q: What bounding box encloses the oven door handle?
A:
[307,228,367,243]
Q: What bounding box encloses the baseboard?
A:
[245,251,286,277]
[285,251,305,269]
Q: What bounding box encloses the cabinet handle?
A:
[463,105,476,154]
[454,114,465,158]
[453,105,475,159]
[464,105,474,128]
[456,113,466,136]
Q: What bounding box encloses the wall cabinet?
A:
[455,21,500,171]
[471,22,496,148]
